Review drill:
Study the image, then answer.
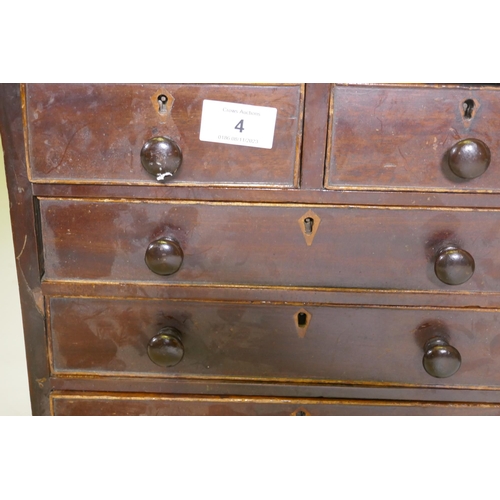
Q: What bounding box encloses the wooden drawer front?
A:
[51,393,500,415]
[326,84,500,192]
[26,84,303,187]
[41,199,500,292]
[49,297,500,388]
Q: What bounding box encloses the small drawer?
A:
[326,84,500,192]
[48,296,500,389]
[50,393,500,415]
[26,83,303,188]
[40,198,500,292]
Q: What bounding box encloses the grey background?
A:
[0,138,32,415]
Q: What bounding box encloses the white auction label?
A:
[199,99,277,149]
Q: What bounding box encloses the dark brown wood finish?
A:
[48,296,500,388]
[31,181,500,208]
[326,84,500,192]
[299,83,331,189]
[39,279,500,309]
[49,375,500,404]
[39,198,500,292]
[5,82,500,415]
[26,84,304,188]
[51,392,500,416]
[0,84,50,415]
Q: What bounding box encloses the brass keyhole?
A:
[298,210,320,246]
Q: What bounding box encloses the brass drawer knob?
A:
[434,246,474,285]
[148,327,184,367]
[423,337,461,378]
[140,136,182,182]
[448,138,491,179]
[145,237,184,275]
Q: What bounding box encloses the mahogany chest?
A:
[3,83,500,415]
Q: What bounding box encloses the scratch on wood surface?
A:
[45,125,88,173]
[18,264,44,315]
[36,378,47,388]
[397,146,409,169]
[16,234,27,260]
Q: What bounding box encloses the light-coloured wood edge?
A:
[20,84,33,183]
[335,83,500,90]
[49,391,500,407]
[30,179,297,188]
[46,298,54,377]
[46,367,500,392]
[323,184,500,194]
[40,279,500,301]
[37,196,500,212]
[323,83,335,188]
[32,178,500,195]
[57,83,303,87]
[292,84,305,188]
[44,292,500,312]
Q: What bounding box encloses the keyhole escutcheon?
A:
[294,308,311,338]
[151,89,174,119]
[298,210,321,246]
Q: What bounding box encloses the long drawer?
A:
[326,84,500,192]
[40,199,500,292]
[50,393,500,416]
[48,297,500,388]
[26,83,303,187]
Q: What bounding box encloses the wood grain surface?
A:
[51,392,500,416]
[47,296,500,389]
[26,84,303,188]
[40,198,500,292]
[327,84,500,192]
[5,83,500,415]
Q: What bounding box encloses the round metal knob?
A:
[147,327,184,367]
[145,237,183,275]
[448,138,491,179]
[434,246,474,285]
[423,337,461,378]
[140,136,182,182]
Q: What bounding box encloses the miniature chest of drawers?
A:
[3,83,500,416]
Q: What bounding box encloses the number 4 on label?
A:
[235,119,244,133]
